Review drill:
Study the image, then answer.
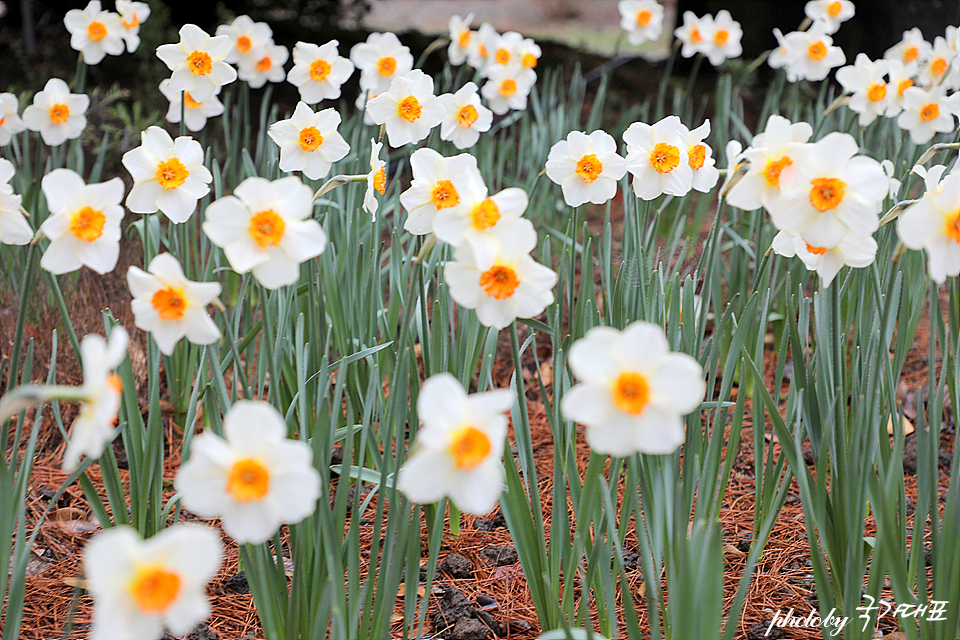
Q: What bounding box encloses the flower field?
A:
[1,1,960,639]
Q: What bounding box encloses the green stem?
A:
[44,271,83,364]
[5,245,37,396]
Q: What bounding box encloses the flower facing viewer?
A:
[561,321,705,456]
[175,401,322,544]
[898,171,960,283]
[64,1,124,65]
[365,70,444,148]
[116,0,151,53]
[287,41,355,104]
[22,78,89,147]
[618,0,664,47]
[83,524,222,640]
[438,82,493,150]
[127,254,222,356]
[545,130,627,207]
[203,176,327,289]
[268,102,350,180]
[122,126,212,223]
[156,24,236,103]
[38,169,124,275]
[397,373,513,515]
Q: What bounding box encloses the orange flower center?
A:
[867,83,887,102]
[637,10,652,26]
[458,30,471,49]
[763,156,792,188]
[495,48,510,65]
[943,210,960,243]
[808,41,827,61]
[457,104,479,128]
[257,56,272,72]
[479,44,488,58]
[129,566,181,614]
[430,180,459,210]
[87,21,107,41]
[827,1,842,17]
[187,50,212,75]
[70,206,105,242]
[236,35,252,54]
[804,243,829,255]
[575,154,603,183]
[471,198,501,230]
[522,53,537,68]
[155,158,189,190]
[248,210,286,248]
[714,29,729,46]
[227,458,271,502]
[397,96,422,123]
[448,426,492,470]
[298,126,323,152]
[920,103,940,121]
[184,92,201,109]
[808,177,846,212]
[690,28,702,43]
[373,166,386,194]
[123,12,140,29]
[49,103,70,125]
[649,142,680,175]
[688,144,706,170]
[931,57,948,77]
[378,56,397,76]
[612,372,650,415]
[904,45,918,62]
[897,78,913,96]
[500,79,517,97]
[479,264,520,299]
[310,59,331,82]
[151,286,188,320]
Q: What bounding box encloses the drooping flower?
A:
[700,10,742,66]
[0,159,32,245]
[215,14,272,65]
[363,139,386,221]
[836,54,895,126]
[286,41,355,104]
[684,120,719,192]
[438,82,494,150]
[623,115,693,200]
[545,130,627,207]
[268,102,350,180]
[399,147,485,235]
[618,0,665,47]
[175,400,322,545]
[444,218,556,329]
[22,78,89,146]
[156,24,237,103]
[480,64,535,115]
[238,41,288,89]
[203,176,327,289]
[447,14,475,66]
[898,171,960,283]
[772,132,886,248]
[350,32,414,95]
[725,114,813,212]
[0,93,27,146]
[63,327,128,471]
[159,79,224,132]
[896,85,960,144]
[770,229,877,287]
[38,169,124,275]
[127,253,222,356]
[884,28,931,66]
[803,0,854,35]
[115,0,151,53]
[122,126,212,223]
[365,70,444,148]
[560,321,704,457]
[83,524,222,640]
[64,1,124,65]
[397,373,513,515]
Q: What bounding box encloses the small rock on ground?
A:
[439,553,475,578]
[480,545,518,566]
